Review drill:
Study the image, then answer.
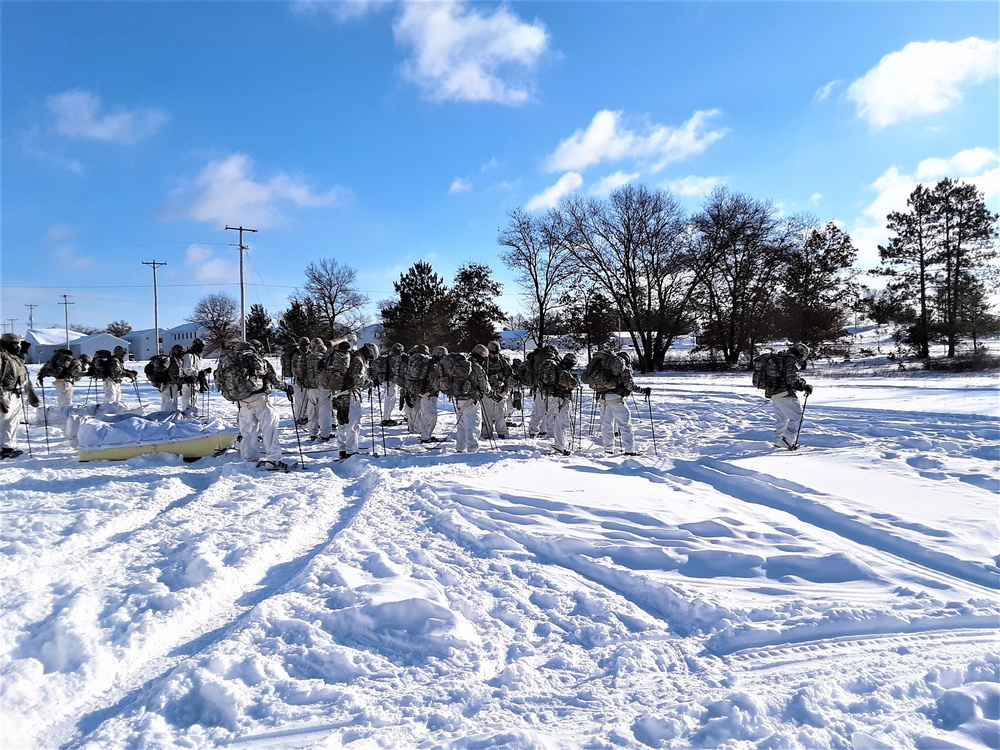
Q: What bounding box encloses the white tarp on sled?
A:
[76,411,238,462]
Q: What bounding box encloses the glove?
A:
[202,367,213,375]
[27,390,40,409]
[36,376,44,386]
[803,384,813,396]
[283,384,294,399]
[642,387,651,397]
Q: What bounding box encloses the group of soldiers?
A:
[279,338,650,458]
[143,339,213,415]
[1,328,653,466]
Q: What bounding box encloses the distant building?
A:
[24,328,88,364]
[71,333,133,360]
[122,323,207,360]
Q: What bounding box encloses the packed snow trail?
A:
[0,368,997,749]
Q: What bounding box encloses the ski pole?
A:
[132,377,144,409]
[480,401,496,451]
[368,388,378,457]
[375,383,387,454]
[793,392,809,448]
[39,382,50,453]
[19,391,33,457]
[288,391,306,469]
[644,390,658,458]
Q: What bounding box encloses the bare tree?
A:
[106,320,132,338]
[692,187,803,365]
[302,258,369,338]
[189,293,240,353]
[498,208,576,348]
[559,184,700,371]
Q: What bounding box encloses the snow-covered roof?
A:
[26,328,87,346]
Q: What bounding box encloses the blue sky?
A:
[2,1,997,334]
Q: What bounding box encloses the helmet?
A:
[471,344,489,359]
[487,341,501,354]
[192,338,205,351]
[789,343,810,361]
[361,343,379,361]
[1,333,21,353]
[114,345,127,356]
[298,337,310,347]
[310,337,326,352]
[544,345,559,357]
[562,352,577,365]
[170,344,185,356]
[250,339,263,352]
[234,340,254,351]
[431,345,448,359]
[391,342,404,354]
[79,353,92,363]
[413,344,430,355]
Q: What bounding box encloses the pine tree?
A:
[276,298,324,345]
[777,222,858,347]
[244,304,273,353]
[876,185,937,358]
[380,261,453,348]
[449,263,506,351]
[928,179,999,357]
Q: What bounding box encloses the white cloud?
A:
[663,175,724,198]
[184,244,237,284]
[169,153,350,228]
[847,38,1000,128]
[589,171,640,197]
[526,172,583,211]
[393,1,549,104]
[814,81,839,102]
[449,178,472,194]
[810,192,824,205]
[47,90,168,144]
[916,147,1000,179]
[543,109,727,174]
[292,0,389,22]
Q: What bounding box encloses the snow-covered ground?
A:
[1,361,998,749]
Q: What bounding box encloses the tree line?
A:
[169,177,996,369]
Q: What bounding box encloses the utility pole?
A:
[25,304,37,330]
[225,225,257,341]
[142,260,168,356]
[59,294,74,348]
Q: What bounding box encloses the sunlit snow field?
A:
[1,349,997,749]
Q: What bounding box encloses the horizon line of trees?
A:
[111,177,995,368]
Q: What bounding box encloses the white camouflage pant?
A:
[381,381,399,421]
[53,379,74,407]
[1,391,22,450]
[480,394,507,439]
[337,395,363,453]
[770,392,804,445]
[306,388,333,439]
[159,383,179,412]
[419,394,439,440]
[600,395,635,453]
[102,379,122,406]
[236,393,282,463]
[454,399,482,452]
[545,395,573,452]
